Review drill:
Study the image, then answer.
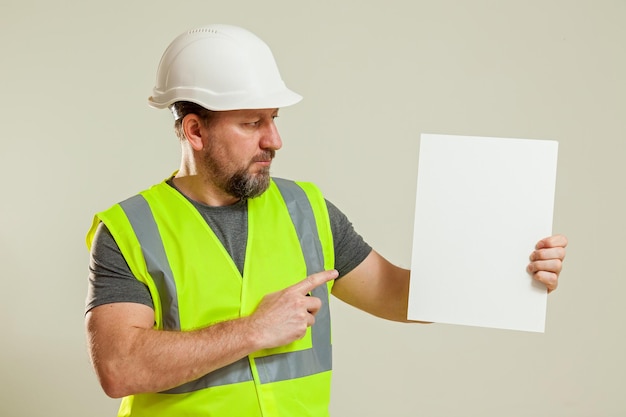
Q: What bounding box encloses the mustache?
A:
[251,150,275,163]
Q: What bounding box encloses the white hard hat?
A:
[148,24,302,111]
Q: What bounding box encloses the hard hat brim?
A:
[148,87,302,111]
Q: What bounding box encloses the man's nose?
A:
[260,120,282,151]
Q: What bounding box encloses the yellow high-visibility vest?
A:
[87,178,335,416]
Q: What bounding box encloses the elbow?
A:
[85,307,154,398]
[93,361,137,398]
[101,380,131,399]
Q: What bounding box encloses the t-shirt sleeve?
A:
[326,199,372,278]
[85,222,154,314]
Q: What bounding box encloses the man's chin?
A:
[228,171,271,200]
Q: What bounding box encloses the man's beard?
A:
[225,165,271,200]
[203,149,274,201]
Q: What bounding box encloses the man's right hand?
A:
[248,269,338,350]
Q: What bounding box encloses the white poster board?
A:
[408,134,558,332]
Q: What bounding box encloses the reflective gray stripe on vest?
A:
[118,179,331,393]
[257,178,332,384]
[119,195,181,331]
[163,357,253,394]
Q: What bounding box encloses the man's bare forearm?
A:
[86,270,338,398]
[86,303,261,398]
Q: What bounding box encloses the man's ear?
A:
[182,114,205,151]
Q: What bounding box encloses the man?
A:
[85,24,567,416]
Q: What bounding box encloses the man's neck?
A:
[171,173,241,207]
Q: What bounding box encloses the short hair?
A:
[169,101,215,141]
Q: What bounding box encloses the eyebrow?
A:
[239,109,279,119]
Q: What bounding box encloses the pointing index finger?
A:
[293,270,339,294]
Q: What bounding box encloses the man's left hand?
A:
[527,234,568,293]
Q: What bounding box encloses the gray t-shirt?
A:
[85,186,371,313]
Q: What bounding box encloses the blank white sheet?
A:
[407,134,558,332]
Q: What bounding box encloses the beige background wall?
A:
[1,1,624,416]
